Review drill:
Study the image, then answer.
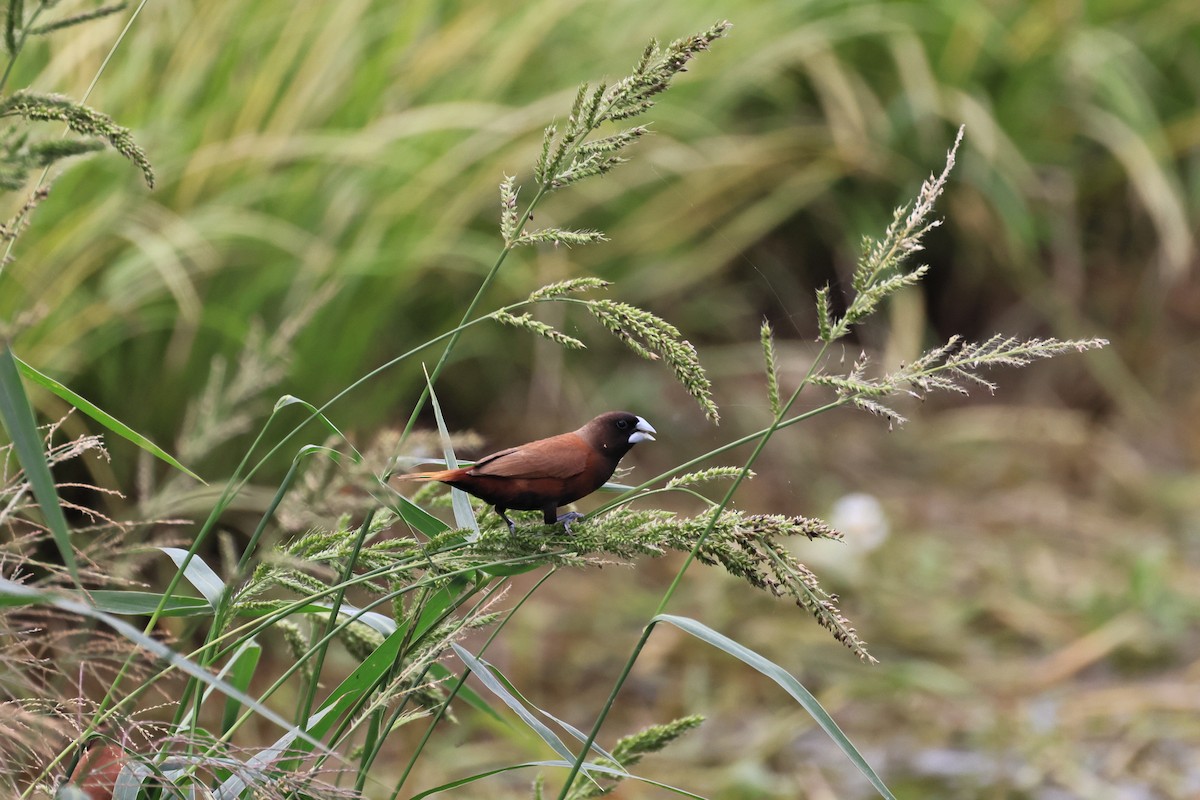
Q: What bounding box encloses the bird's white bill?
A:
[629,416,656,443]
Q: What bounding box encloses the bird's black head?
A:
[578,411,656,458]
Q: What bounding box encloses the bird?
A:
[397,411,656,533]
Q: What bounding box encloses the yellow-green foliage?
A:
[0,0,1190,483]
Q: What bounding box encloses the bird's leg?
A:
[555,511,584,534]
[495,506,516,534]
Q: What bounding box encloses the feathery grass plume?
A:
[277,619,314,683]
[603,22,731,122]
[339,614,385,661]
[814,285,834,342]
[137,283,337,515]
[563,715,705,800]
[811,352,909,428]
[666,466,753,489]
[0,183,46,242]
[490,28,725,426]
[499,175,520,245]
[528,277,611,301]
[534,21,730,191]
[232,512,426,622]
[585,299,718,423]
[0,90,154,187]
[812,335,1109,430]
[511,227,608,248]
[819,127,963,342]
[895,334,1111,399]
[0,428,179,796]
[805,128,1108,431]
[491,310,585,349]
[3,0,22,55]
[461,505,868,659]
[760,320,781,416]
[0,129,102,190]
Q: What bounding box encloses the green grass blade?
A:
[0,344,78,583]
[451,643,576,762]
[479,560,540,577]
[15,355,203,483]
[654,613,896,800]
[489,668,622,767]
[275,395,358,452]
[300,625,414,745]
[426,663,504,723]
[424,365,479,538]
[179,636,265,731]
[310,599,397,636]
[161,547,225,609]
[220,638,263,736]
[393,492,449,537]
[66,590,211,616]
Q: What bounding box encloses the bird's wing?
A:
[468,433,588,480]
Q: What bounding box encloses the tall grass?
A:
[0,0,1190,493]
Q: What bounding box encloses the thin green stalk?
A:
[295,509,378,728]
[554,340,837,798]
[215,584,412,750]
[388,568,557,800]
[337,581,444,754]
[317,582,492,774]
[350,578,515,793]
[174,457,305,737]
[76,0,149,106]
[90,396,306,742]
[212,559,513,753]
[204,554,557,761]
[0,1,48,95]
[350,582,444,777]
[396,181,550,450]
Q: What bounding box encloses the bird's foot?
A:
[555,511,585,534]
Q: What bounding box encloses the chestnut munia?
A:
[398,411,656,532]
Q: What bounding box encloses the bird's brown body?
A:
[399,411,655,531]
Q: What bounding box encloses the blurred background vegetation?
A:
[3,0,1199,797]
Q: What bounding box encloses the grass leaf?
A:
[426,663,504,724]
[220,638,263,736]
[452,643,577,763]
[653,613,896,800]
[424,365,479,538]
[161,547,225,609]
[61,590,212,616]
[14,355,203,483]
[0,344,78,583]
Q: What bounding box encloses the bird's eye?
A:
[616,419,629,429]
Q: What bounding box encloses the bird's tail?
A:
[395,469,462,482]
